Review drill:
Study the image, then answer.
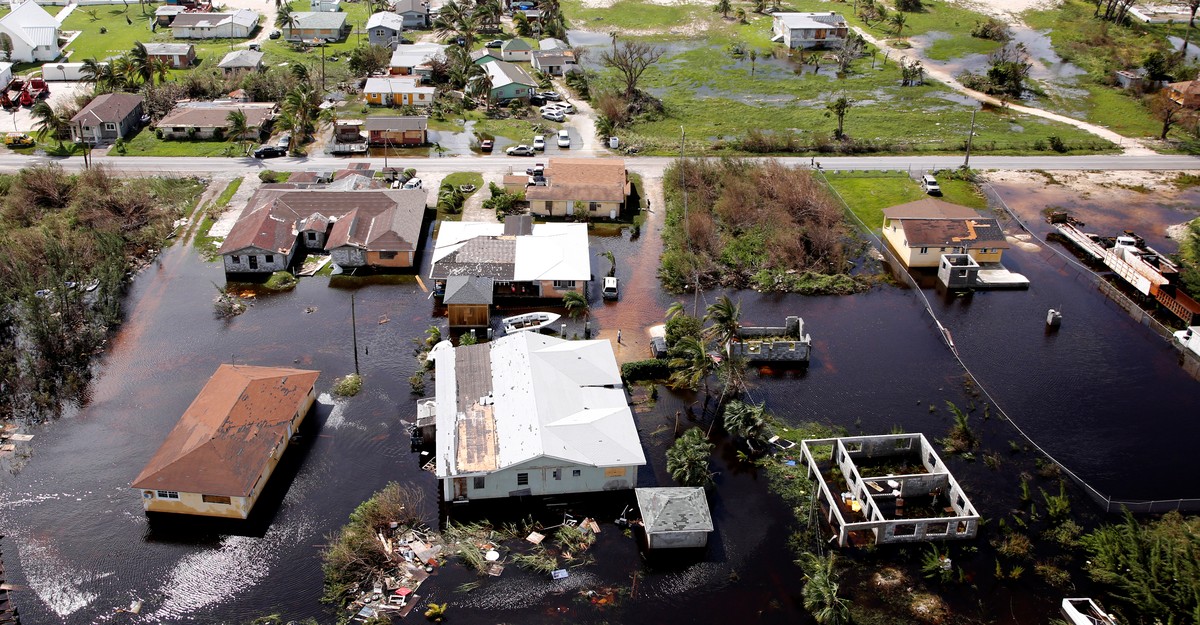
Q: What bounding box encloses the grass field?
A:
[59,2,232,68]
[611,43,1114,155]
[822,171,985,229]
[118,127,243,156]
[924,35,1002,61]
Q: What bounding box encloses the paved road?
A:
[2,152,1198,176]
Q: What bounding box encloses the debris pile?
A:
[346,523,444,622]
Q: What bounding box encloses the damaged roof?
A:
[898,217,1010,249]
[524,158,629,203]
[882,198,980,221]
[429,220,590,282]
[636,487,714,534]
[131,365,319,496]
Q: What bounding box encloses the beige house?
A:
[131,365,320,519]
[881,198,1009,268]
[522,158,630,218]
[155,101,276,140]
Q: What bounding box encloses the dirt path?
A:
[554,77,605,154]
[460,171,503,222]
[853,28,1155,156]
[208,173,262,240]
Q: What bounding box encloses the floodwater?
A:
[1,176,1199,623]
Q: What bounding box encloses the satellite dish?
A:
[56,64,64,70]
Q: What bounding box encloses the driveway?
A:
[553,77,606,155]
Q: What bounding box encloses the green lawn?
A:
[824,171,925,229]
[924,35,1002,61]
[60,3,231,65]
[438,172,483,221]
[117,127,245,157]
[937,177,987,210]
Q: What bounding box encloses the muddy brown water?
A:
[0,181,1198,623]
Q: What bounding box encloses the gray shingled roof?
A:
[444,275,494,305]
[363,116,428,132]
[636,488,714,534]
[429,237,516,280]
[218,49,264,69]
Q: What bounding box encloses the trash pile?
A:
[447,513,606,586]
[346,522,445,622]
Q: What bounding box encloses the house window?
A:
[553,280,575,289]
[919,247,929,254]
[589,202,601,211]
[156,490,180,499]
[957,520,970,534]
[543,201,552,211]
[552,469,561,480]
[265,254,275,263]
[307,232,316,241]
[104,122,117,131]
[893,523,916,536]
[926,522,948,535]
[374,29,384,36]
[572,469,581,477]
[231,255,240,263]
[379,251,398,260]
[517,473,529,486]
[202,494,232,504]
[172,127,185,133]
[473,476,485,489]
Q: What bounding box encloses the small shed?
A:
[635,487,713,550]
[444,275,493,327]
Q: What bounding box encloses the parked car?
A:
[530,94,546,105]
[540,91,562,101]
[253,145,286,158]
[403,178,423,189]
[269,29,282,39]
[248,43,261,51]
[485,39,504,48]
[541,110,565,122]
[557,129,570,148]
[526,163,545,176]
[480,139,494,152]
[506,144,536,156]
[921,174,941,195]
[276,133,291,149]
[555,102,575,114]
[533,135,546,151]
[602,276,619,300]
[4,132,34,147]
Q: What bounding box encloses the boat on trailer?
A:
[1061,598,1118,625]
[502,311,561,334]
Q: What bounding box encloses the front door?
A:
[453,478,468,500]
[248,255,258,270]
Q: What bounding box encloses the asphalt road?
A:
[1,152,1198,176]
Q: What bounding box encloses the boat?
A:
[502,311,561,334]
[1061,598,1118,625]
[1175,326,1200,358]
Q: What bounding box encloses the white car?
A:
[276,132,291,148]
[533,135,546,151]
[541,110,565,122]
[921,174,941,195]
[557,129,570,148]
[555,102,576,114]
[403,178,422,189]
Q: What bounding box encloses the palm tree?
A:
[562,290,588,320]
[109,56,136,90]
[736,7,747,22]
[227,109,249,155]
[723,400,767,449]
[468,64,494,110]
[825,95,852,140]
[275,5,299,36]
[80,58,116,92]
[800,553,851,625]
[665,301,686,321]
[129,42,153,85]
[890,11,907,36]
[602,250,616,277]
[282,83,321,150]
[714,0,731,18]
[703,295,741,350]
[749,48,758,75]
[668,336,716,396]
[666,428,713,486]
[474,0,502,30]
[150,57,171,86]
[31,101,68,145]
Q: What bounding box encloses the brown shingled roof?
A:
[524,158,628,203]
[882,198,981,220]
[155,102,276,130]
[131,365,320,497]
[899,217,1010,249]
[71,93,143,125]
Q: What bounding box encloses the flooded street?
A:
[1,170,1199,623]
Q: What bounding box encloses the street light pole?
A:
[963,109,977,170]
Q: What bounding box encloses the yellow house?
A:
[881,198,1009,268]
[524,158,630,218]
[131,365,320,519]
[363,76,435,107]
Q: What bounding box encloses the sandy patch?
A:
[951,0,1056,19]
[1007,233,1042,252]
[984,169,1200,195]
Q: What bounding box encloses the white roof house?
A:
[429,221,590,283]
[0,1,61,63]
[363,76,436,105]
[771,11,848,49]
[430,332,646,501]
[388,42,446,74]
[366,11,405,31]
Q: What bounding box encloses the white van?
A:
[921,175,941,195]
[557,129,571,148]
[602,276,618,300]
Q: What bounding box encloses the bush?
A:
[332,373,362,397]
[621,359,671,381]
[971,17,1011,41]
[665,313,703,347]
[264,271,296,290]
[259,170,285,183]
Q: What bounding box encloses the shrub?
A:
[332,373,362,397]
[264,271,296,290]
[258,170,285,183]
[621,359,670,381]
[971,17,1011,41]
[664,313,702,347]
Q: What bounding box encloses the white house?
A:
[770,12,848,49]
[170,9,259,39]
[0,1,61,63]
[310,0,342,12]
[500,37,532,62]
[388,42,445,77]
[430,332,646,503]
[393,0,430,28]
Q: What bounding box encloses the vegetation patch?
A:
[1177,217,1200,295]
[0,166,204,422]
[264,271,297,291]
[660,159,868,293]
[621,358,671,382]
[332,373,362,397]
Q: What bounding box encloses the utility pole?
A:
[350,291,360,375]
[963,109,977,170]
